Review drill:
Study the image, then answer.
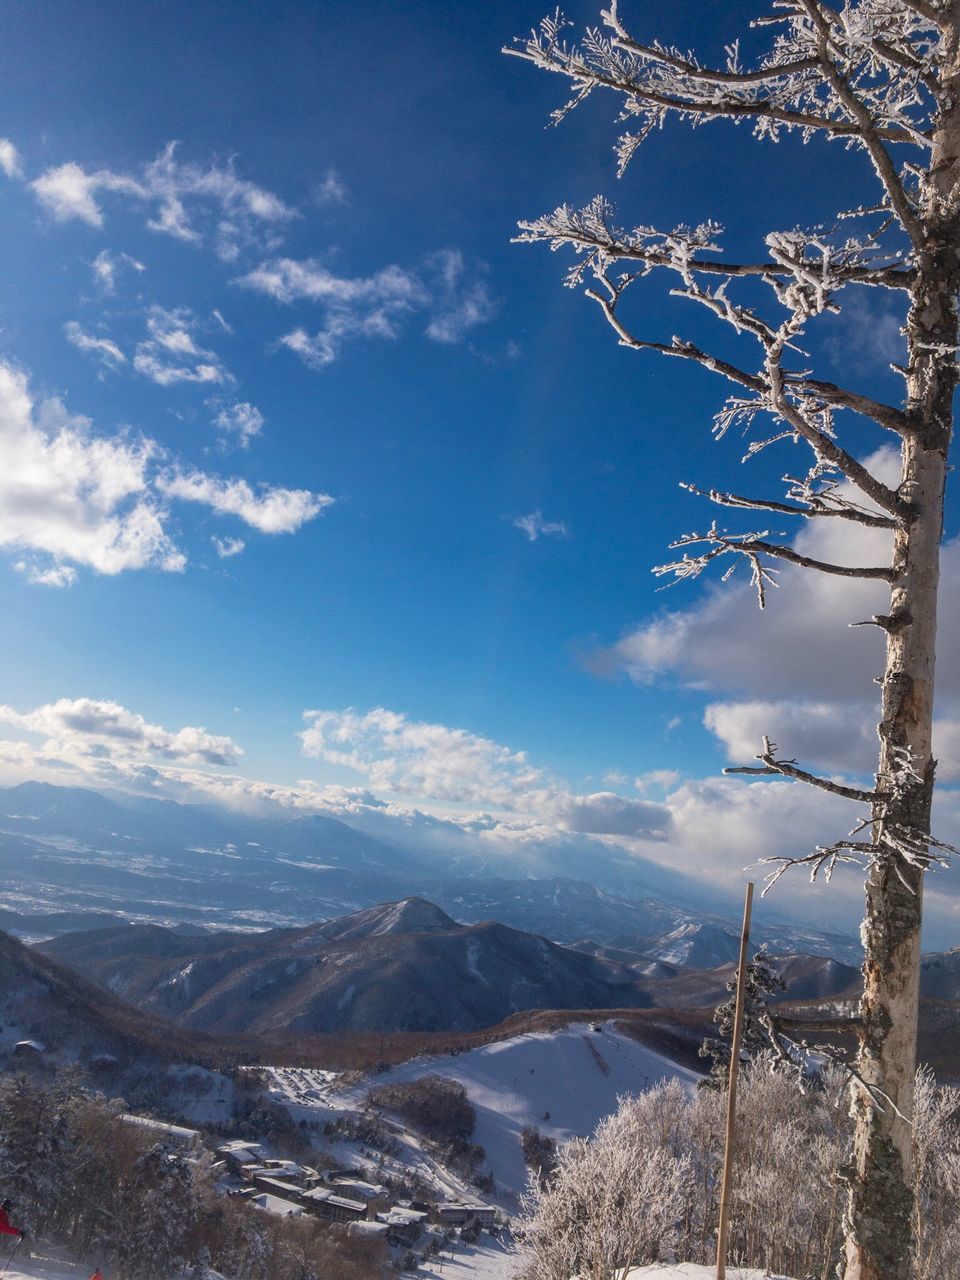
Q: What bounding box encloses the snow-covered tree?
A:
[519,1065,853,1279]
[519,1081,693,1280]
[700,948,788,1087]
[507,4,960,1276]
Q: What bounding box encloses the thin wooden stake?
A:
[716,880,754,1280]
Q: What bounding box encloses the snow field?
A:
[264,1022,700,1207]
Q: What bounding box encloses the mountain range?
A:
[0,780,861,963]
[37,895,867,1035]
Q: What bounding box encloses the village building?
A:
[250,1193,303,1218]
[299,1187,367,1224]
[119,1114,200,1149]
[348,1220,391,1243]
[216,1140,268,1174]
[436,1202,497,1229]
[12,1039,46,1059]
[251,1174,305,1200]
[376,1206,428,1246]
[327,1177,387,1200]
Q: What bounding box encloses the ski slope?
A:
[265,1020,701,1208]
[379,1020,701,1203]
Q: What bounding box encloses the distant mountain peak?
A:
[314,897,459,942]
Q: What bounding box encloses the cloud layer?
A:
[0,359,329,585]
[0,697,241,771]
[31,142,294,260]
[238,248,495,367]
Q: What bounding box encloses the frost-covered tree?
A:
[700,948,788,1087]
[507,4,960,1276]
[519,1066,851,1280]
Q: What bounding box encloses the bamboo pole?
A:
[716,880,754,1280]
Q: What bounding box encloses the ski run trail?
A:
[265,1019,702,1210]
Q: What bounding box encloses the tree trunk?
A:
[843,17,960,1273]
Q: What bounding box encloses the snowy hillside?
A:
[0,1242,104,1280]
[264,1020,700,1207]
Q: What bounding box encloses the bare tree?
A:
[506,3,960,1277]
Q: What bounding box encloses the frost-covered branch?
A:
[655,522,894,605]
[681,480,898,527]
[798,0,926,245]
[725,735,881,800]
[748,746,958,891]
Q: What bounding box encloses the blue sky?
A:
[1,1,959,940]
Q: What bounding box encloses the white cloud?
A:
[14,560,76,588]
[298,705,672,841]
[635,769,681,792]
[0,358,329,584]
[604,447,912,699]
[422,249,496,344]
[31,143,295,256]
[300,706,542,808]
[0,361,182,580]
[0,697,242,768]
[237,250,495,367]
[208,399,264,447]
[133,306,233,387]
[158,469,332,533]
[91,249,145,294]
[0,139,22,180]
[212,535,245,559]
[32,162,145,227]
[514,510,569,542]
[314,169,348,207]
[704,699,880,776]
[600,446,960,784]
[1,689,957,941]
[64,321,127,369]
[550,790,672,838]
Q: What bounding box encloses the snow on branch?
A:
[737,739,958,891]
[680,479,898,528]
[506,1,938,178]
[655,522,894,606]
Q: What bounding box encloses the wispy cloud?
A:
[133,306,233,387]
[237,250,496,368]
[64,321,127,370]
[423,249,496,344]
[31,162,145,227]
[207,399,264,448]
[314,168,348,207]
[91,248,145,294]
[212,535,245,559]
[158,469,332,533]
[0,696,241,768]
[299,705,671,839]
[31,142,295,259]
[0,138,22,180]
[513,510,569,542]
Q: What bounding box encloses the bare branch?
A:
[518,220,914,287]
[798,0,925,246]
[503,43,924,143]
[793,377,914,435]
[766,360,912,519]
[668,527,894,581]
[681,481,897,529]
[725,737,879,804]
[584,289,767,393]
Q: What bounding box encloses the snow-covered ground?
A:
[416,1236,517,1280]
[626,1267,793,1280]
[263,1021,700,1208]
[0,1240,95,1280]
